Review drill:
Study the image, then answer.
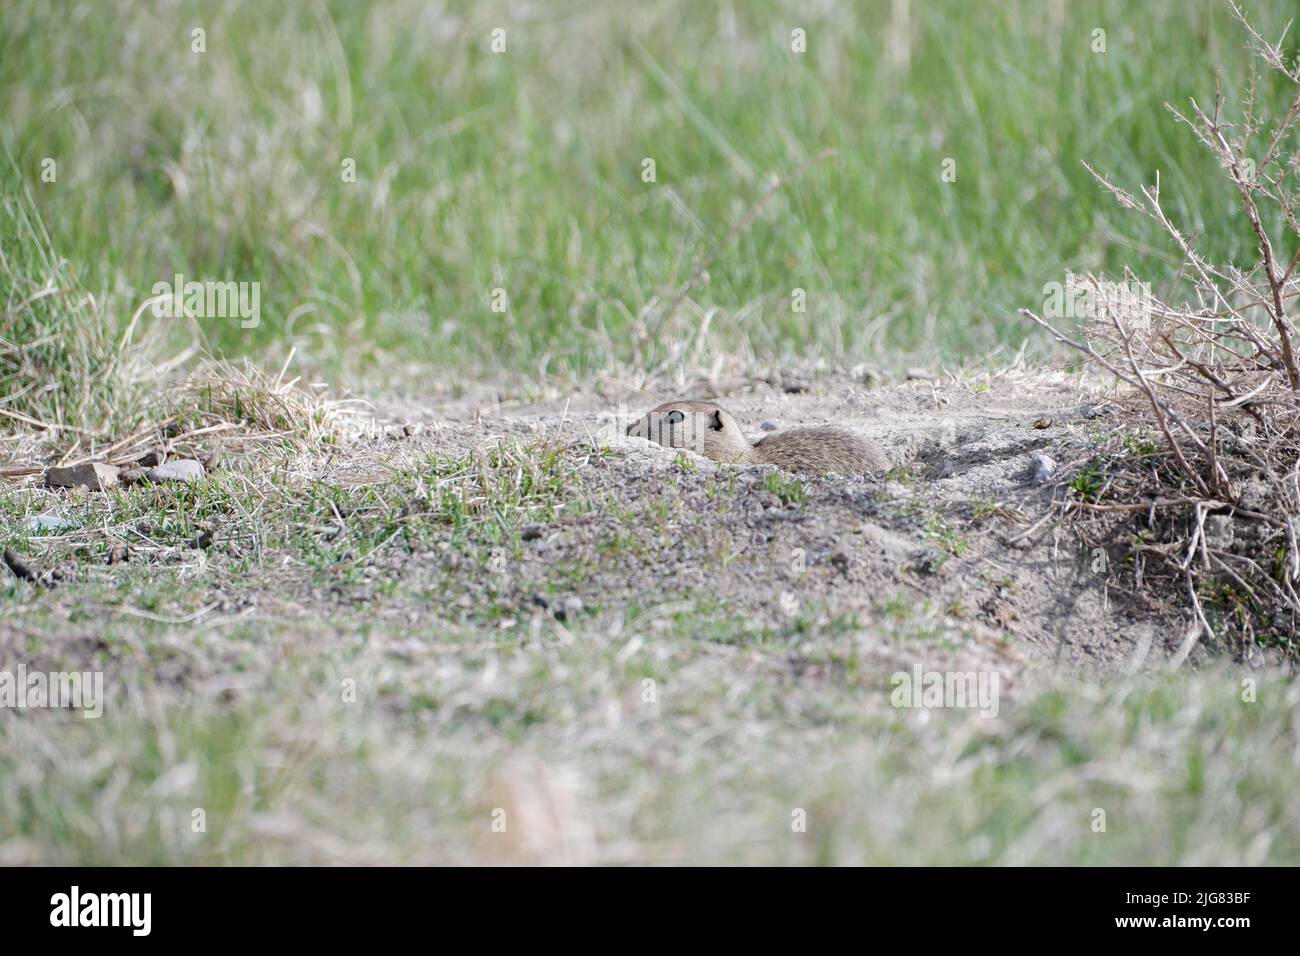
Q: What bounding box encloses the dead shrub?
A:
[1022,3,1300,658]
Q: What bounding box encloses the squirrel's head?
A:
[625,400,751,463]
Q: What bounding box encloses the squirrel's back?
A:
[751,426,890,475]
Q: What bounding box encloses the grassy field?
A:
[4,0,1296,388]
[1,421,1296,865]
[3,1,1300,865]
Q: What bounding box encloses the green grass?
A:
[761,469,808,509]
[2,413,1297,864]
[0,153,133,430]
[2,635,1293,864]
[914,503,968,556]
[4,0,1297,388]
[5,0,1300,867]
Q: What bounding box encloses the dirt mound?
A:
[371,369,1198,684]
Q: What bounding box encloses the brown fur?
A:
[626,400,890,475]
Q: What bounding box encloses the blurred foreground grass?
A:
[1,627,1292,865]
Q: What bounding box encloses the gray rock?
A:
[760,419,782,431]
[1030,452,1056,484]
[24,515,79,534]
[45,462,119,491]
[144,459,206,483]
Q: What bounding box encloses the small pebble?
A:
[1030,452,1056,484]
[45,462,119,491]
[24,515,79,534]
[144,459,205,483]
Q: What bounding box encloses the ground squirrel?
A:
[626,400,890,475]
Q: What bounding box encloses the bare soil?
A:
[368,368,1198,687]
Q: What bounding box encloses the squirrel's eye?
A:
[665,410,685,424]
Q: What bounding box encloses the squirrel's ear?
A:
[708,410,724,431]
